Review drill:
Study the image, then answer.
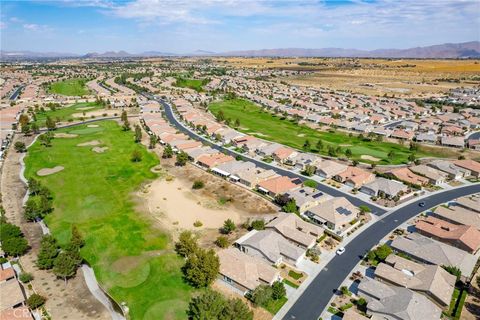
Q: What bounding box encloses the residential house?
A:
[316,160,348,179]
[410,165,447,185]
[213,160,256,181]
[272,147,298,165]
[375,254,456,308]
[0,279,27,312]
[291,153,322,171]
[432,205,480,230]
[197,153,235,169]
[305,197,359,234]
[236,168,278,188]
[265,212,323,249]
[415,216,480,254]
[390,233,477,279]
[360,178,408,199]
[388,167,429,187]
[184,146,217,161]
[427,160,470,180]
[217,248,281,295]
[284,187,325,213]
[257,176,300,198]
[453,159,480,178]
[235,230,306,267]
[455,195,480,213]
[357,278,442,320]
[441,136,465,148]
[333,166,375,188]
[415,133,438,144]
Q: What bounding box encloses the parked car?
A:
[336,247,346,255]
[419,202,426,207]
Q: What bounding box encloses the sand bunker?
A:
[72,110,117,118]
[144,177,243,230]
[87,124,99,128]
[37,166,64,176]
[361,155,381,162]
[92,147,108,153]
[77,140,101,147]
[54,133,78,138]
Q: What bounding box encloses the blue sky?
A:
[1,0,479,54]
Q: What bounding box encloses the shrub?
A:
[14,141,26,153]
[222,219,236,234]
[174,231,198,258]
[272,281,286,300]
[27,293,46,309]
[192,180,204,189]
[131,149,142,162]
[193,220,203,227]
[215,236,229,248]
[19,272,33,283]
[250,220,265,230]
[303,179,317,188]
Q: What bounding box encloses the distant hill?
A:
[1,41,479,60]
[220,41,480,58]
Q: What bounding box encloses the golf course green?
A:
[24,120,193,319]
[48,78,91,96]
[209,98,455,164]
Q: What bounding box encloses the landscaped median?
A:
[24,120,194,319]
[208,98,457,165]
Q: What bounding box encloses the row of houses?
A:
[353,194,480,320]
[0,260,34,320]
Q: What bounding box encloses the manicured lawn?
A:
[173,78,208,92]
[288,270,303,280]
[34,102,105,127]
[24,121,194,319]
[48,78,91,96]
[264,296,288,314]
[208,98,453,164]
[283,279,299,289]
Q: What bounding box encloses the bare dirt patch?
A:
[87,124,99,128]
[361,155,381,162]
[72,109,117,118]
[37,165,64,176]
[54,133,78,138]
[92,147,108,153]
[77,140,101,147]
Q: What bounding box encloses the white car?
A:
[336,247,346,255]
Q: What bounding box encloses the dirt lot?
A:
[0,134,109,320]
[463,268,480,320]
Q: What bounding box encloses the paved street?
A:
[151,95,387,215]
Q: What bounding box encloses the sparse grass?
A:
[24,120,193,319]
[48,78,90,96]
[209,98,451,164]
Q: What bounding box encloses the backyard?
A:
[48,78,91,96]
[208,98,456,164]
[24,120,194,319]
[34,102,105,127]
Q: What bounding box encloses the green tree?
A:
[26,293,46,309]
[0,223,22,242]
[222,219,236,234]
[303,139,311,151]
[37,235,59,270]
[176,151,188,166]
[192,180,204,189]
[283,199,298,213]
[223,298,253,320]
[388,150,395,161]
[182,248,220,288]
[302,165,316,177]
[45,116,56,130]
[31,122,39,133]
[14,141,26,152]
[21,124,32,135]
[272,281,286,300]
[174,230,198,258]
[216,110,225,122]
[234,118,241,128]
[70,225,85,249]
[408,153,416,163]
[38,132,53,147]
[372,244,392,262]
[134,124,142,143]
[316,139,323,151]
[359,205,371,214]
[250,285,273,306]
[53,252,77,285]
[2,236,28,256]
[131,149,142,162]
[442,265,462,282]
[19,272,33,283]
[120,110,128,122]
[28,178,42,195]
[345,149,352,158]
[149,135,157,149]
[303,179,317,188]
[188,290,227,320]
[162,144,174,158]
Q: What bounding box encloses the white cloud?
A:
[23,23,53,32]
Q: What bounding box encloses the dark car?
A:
[419,202,426,207]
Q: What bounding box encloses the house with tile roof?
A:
[257,175,300,198]
[333,166,375,188]
[432,205,480,230]
[305,197,359,234]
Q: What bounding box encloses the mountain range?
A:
[1,41,479,60]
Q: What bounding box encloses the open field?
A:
[24,120,194,320]
[173,78,208,92]
[34,102,105,127]
[48,78,91,96]
[211,57,480,97]
[208,98,457,164]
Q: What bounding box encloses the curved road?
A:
[150,95,387,215]
[282,183,480,320]
[149,95,480,319]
